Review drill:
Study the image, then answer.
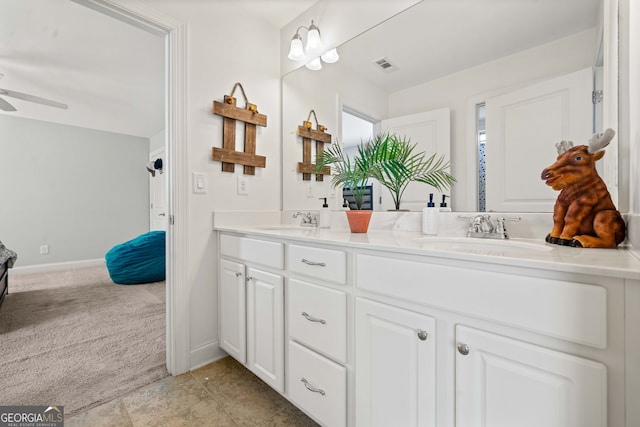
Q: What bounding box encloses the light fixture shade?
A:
[287,34,305,61]
[320,48,339,64]
[305,57,322,71]
[306,22,321,50]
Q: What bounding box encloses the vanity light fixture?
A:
[288,19,339,70]
[305,57,323,71]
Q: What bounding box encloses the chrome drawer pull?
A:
[301,312,326,324]
[301,258,326,267]
[417,330,428,341]
[234,272,242,277]
[301,378,326,396]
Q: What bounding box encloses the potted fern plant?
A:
[363,133,456,210]
[316,142,374,233]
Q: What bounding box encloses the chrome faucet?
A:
[293,211,318,227]
[460,214,521,239]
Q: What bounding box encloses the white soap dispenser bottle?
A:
[319,197,330,228]
[422,193,439,235]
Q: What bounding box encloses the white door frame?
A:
[73,0,190,375]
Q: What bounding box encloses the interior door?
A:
[149,148,167,231]
[376,108,451,211]
[485,67,593,212]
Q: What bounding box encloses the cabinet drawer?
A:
[288,340,346,427]
[289,279,347,363]
[220,234,283,269]
[288,244,346,285]
[356,253,608,348]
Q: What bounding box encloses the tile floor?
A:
[66,356,319,426]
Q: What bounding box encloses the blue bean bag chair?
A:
[105,231,165,284]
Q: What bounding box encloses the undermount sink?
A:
[255,225,315,231]
[413,236,553,254]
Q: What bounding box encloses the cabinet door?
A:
[355,298,436,427]
[247,267,284,393]
[456,325,607,427]
[219,259,246,363]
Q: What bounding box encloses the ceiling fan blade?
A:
[0,96,17,112]
[0,88,68,109]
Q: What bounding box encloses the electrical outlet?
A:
[40,245,49,255]
[306,183,314,198]
[237,176,249,195]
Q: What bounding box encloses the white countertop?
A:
[214,224,640,281]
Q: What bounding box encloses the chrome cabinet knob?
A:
[457,343,470,355]
[417,330,428,341]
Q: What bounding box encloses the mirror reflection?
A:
[282,0,612,213]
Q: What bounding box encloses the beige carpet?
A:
[0,265,168,416]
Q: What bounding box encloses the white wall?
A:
[282,61,388,211]
[388,28,597,211]
[149,129,164,152]
[0,115,149,266]
[141,0,283,368]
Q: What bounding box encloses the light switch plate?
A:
[193,172,207,194]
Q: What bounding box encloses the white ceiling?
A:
[0,0,600,139]
[338,0,601,93]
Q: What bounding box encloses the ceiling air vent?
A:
[374,57,397,73]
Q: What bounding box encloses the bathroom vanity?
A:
[215,214,640,427]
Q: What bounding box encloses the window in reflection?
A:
[342,108,375,210]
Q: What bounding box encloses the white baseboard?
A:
[11,258,105,275]
[189,340,226,371]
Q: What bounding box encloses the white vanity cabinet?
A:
[218,234,285,392]
[215,228,638,427]
[355,298,436,427]
[354,250,621,427]
[455,325,607,427]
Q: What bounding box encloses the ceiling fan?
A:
[0,73,68,112]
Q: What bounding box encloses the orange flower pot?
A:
[345,210,372,233]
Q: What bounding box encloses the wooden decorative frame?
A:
[211,83,267,175]
[296,110,331,181]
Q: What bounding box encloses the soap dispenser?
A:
[319,197,330,228]
[422,193,439,235]
[439,195,451,212]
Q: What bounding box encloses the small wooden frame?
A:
[296,110,331,181]
[211,83,267,175]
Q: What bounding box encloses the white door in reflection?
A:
[485,67,593,212]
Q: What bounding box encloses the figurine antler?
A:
[588,128,615,153]
[555,140,573,154]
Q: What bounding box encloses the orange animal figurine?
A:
[541,128,625,248]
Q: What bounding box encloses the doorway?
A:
[74,0,189,375]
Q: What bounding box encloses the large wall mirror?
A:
[282,0,616,213]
